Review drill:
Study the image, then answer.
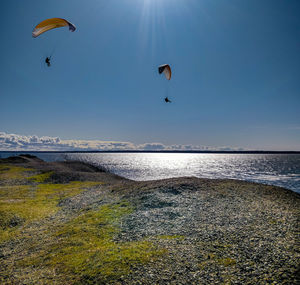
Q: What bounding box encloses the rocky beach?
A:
[0,155,299,284]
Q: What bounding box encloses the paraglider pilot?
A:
[45,57,51,67]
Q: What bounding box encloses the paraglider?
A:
[33,18,76,67]
[158,64,172,102]
[32,18,76,38]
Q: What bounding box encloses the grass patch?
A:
[0,210,24,242]
[218,257,236,267]
[198,255,236,270]
[23,201,165,284]
[198,241,236,271]
[0,181,102,243]
[27,171,54,183]
[157,235,185,240]
[0,210,24,230]
[0,164,34,181]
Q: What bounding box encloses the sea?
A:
[1,152,299,193]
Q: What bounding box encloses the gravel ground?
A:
[0,155,299,284]
[114,178,299,284]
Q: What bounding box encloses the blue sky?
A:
[0,0,299,151]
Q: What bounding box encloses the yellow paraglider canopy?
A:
[32,18,76,38]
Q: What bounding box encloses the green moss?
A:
[27,171,54,183]
[221,275,233,285]
[199,256,236,272]
[198,241,232,249]
[0,164,34,181]
[0,181,102,243]
[213,242,233,249]
[269,219,278,225]
[0,210,22,229]
[198,241,236,271]
[0,185,33,200]
[23,201,165,283]
[218,257,236,267]
[207,253,216,259]
[157,235,185,240]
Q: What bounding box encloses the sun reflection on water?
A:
[62,153,300,192]
[1,152,299,192]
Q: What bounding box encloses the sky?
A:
[0,0,299,151]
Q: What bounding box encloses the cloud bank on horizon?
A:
[0,132,245,152]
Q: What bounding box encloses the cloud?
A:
[0,132,245,151]
[0,132,65,151]
[138,143,166,150]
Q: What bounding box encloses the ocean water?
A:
[1,152,299,193]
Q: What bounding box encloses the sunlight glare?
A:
[136,0,195,61]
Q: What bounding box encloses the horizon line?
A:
[1,150,299,154]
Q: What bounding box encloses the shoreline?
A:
[1,150,300,154]
[1,151,299,194]
[0,155,299,284]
